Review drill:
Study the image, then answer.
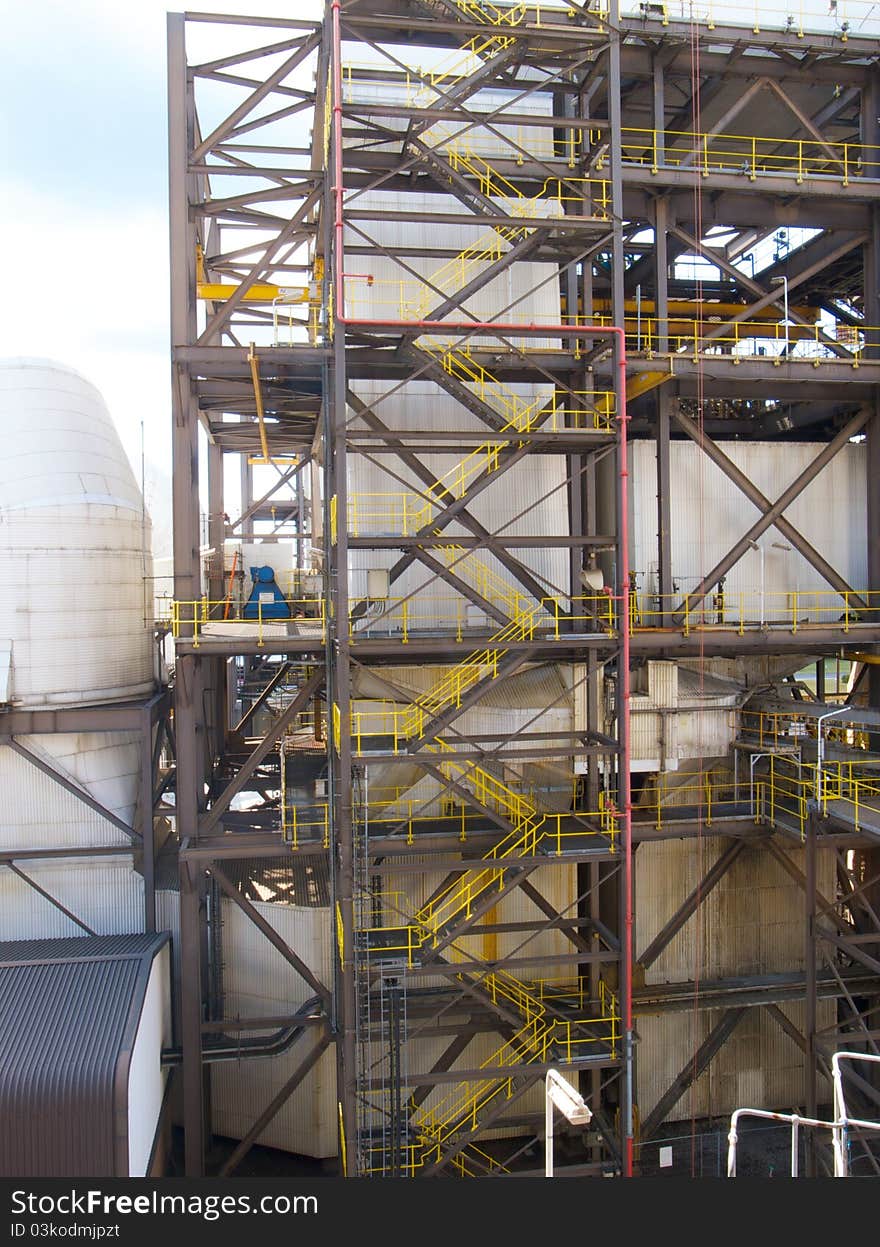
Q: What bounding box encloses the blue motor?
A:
[243,565,291,620]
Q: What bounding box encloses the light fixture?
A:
[816,705,851,809]
[545,1069,592,1178]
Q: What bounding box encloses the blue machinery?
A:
[243,565,291,620]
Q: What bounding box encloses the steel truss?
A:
[166,2,880,1178]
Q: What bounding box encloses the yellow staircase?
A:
[401,601,541,740]
[409,968,620,1173]
[410,1,526,110]
[406,226,528,320]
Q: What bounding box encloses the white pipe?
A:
[545,1074,554,1178]
[749,751,774,819]
[545,1069,591,1177]
[728,1054,880,1177]
[727,1107,839,1177]
[831,1051,880,1178]
[816,705,850,809]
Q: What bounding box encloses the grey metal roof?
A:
[0,931,169,1177]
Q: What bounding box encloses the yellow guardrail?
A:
[617,125,876,184]
[819,761,880,831]
[439,545,534,621]
[656,320,872,363]
[637,772,736,831]
[348,585,612,639]
[164,597,325,647]
[405,226,528,321]
[282,802,330,850]
[400,604,540,737]
[740,707,871,753]
[633,589,880,636]
[344,590,613,644]
[619,0,874,38]
[748,752,880,839]
[346,347,612,551]
[165,585,876,649]
[283,788,616,851]
[412,971,619,1158]
[580,310,877,362]
[359,1135,511,1179]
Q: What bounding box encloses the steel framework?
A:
[166,1,880,1178]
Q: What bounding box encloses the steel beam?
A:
[805,810,818,1175]
[671,407,869,616]
[217,1027,331,1177]
[639,1009,748,1141]
[200,668,323,834]
[2,737,139,844]
[3,863,95,935]
[638,840,747,970]
[210,863,330,1005]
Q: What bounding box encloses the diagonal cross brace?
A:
[638,840,746,969]
[211,863,331,1006]
[406,647,538,750]
[671,407,869,620]
[3,736,139,842]
[639,1008,748,1141]
[346,388,556,614]
[201,667,323,834]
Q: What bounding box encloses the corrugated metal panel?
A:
[0,857,144,941]
[0,733,140,851]
[161,893,337,1158]
[637,837,835,986]
[220,898,332,1006]
[210,1034,337,1158]
[0,931,168,1176]
[0,932,157,962]
[646,662,678,706]
[631,441,867,611]
[213,896,334,1157]
[636,1000,835,1125]
[635,836,837,1121]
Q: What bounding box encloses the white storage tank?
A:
[0,358,154,707]
[0,359,155,940]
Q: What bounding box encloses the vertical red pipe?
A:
[329,1,633,1178]
[613,327,634,1178]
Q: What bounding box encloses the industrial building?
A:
[2,0,880,1179]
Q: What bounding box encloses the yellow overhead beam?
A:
[626,370,674,401]
[198,282,310,304]
[561,296,823,323]
[245,344,298,467]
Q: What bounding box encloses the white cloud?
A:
[0,181,171,475]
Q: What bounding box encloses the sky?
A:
[0,0,870,552]
[0,0,321,554]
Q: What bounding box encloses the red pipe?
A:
[329,0,633,1178]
